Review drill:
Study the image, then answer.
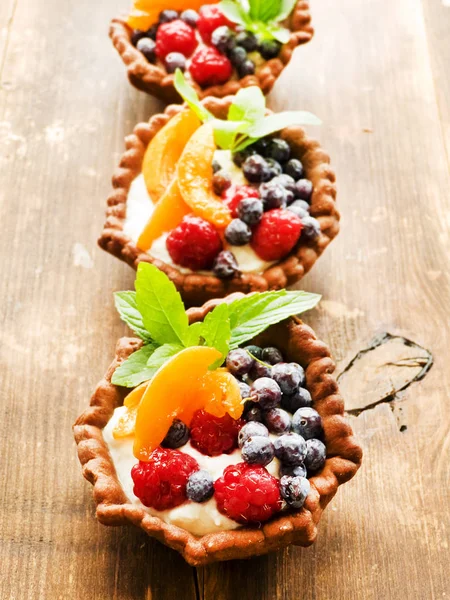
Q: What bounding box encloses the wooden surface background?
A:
[1,0,449,598]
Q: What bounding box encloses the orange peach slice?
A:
[142,109,201,204]
[177,123,232,228]
[112,382,149,439]
[137,178,191,251]
[202,369,244,420]
[134,346,222,461]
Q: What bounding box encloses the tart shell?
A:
[99,97,339,306]
[109,1,314,103]
[73,296,362,565]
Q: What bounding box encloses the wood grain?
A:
[0,0,449,598]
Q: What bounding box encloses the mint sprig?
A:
[112,264,320,387]
[174,72,321,154]
[219,0,297,44]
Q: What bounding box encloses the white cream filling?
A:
[123,150,275,275]
[103,406,281,536]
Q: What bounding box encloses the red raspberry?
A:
[189,46,233,87]
[251,209,303,261]
[166,215,222,270]
[190,409,244,456]
[197,5,234,44]
[215,463,282,523]
[222,185,260,218]
[156,20,198,59]
[131,448,199,511]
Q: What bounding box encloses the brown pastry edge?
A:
[109,0,314,102]
[99,96,339,306]
[73,297,362,565]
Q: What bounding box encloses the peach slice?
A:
[202,369,244,421]
[142,109,201,204]
[177,123,232,228]
[137,178,191,251]
[112,382,149,439]
[134,346,222,461]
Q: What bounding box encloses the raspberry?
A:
[251,209,303,261]
[222,185,259,218]
[197,5,233,44]
[166,215,222,270]
[215,463,282,523]
[190,409,243,456]
[155,20,198,59]
[189,46,233,87]
[131,448,199,511]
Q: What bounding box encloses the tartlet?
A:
[74,292,362,566]
[99,95,339,306]
[110,1,314,103]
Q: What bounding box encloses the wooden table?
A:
[1,0,449,598]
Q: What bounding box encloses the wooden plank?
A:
[0,0,449,598]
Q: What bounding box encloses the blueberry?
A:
[180,9,199,27]
[212,159,222,173]
[237,197,263,225]
[146,24,159,40]
[226,348,254,377]
[284,159,304,181]
[211,26,236,54]
[212,250,239,279]
[244,345,263,360]
[237,59,256,78]
[243,155,271,183]
[136,38,157,63]
[273,433,307,466]
[259,39,282,60]
[159,9,179,23]
[260,182,289,210]
[267,138,291,163]
[165,52,186,73]
[249,361,272,380]
[162,419,189,448]
[281,387,312,413]
[288,199,310,219]
[229,46,247,67]
[244,404,264,422]
[242,436,274,466]
[235,31,258,52]
[292,407,322,440]
[304,438,326,472]
[238,421,269,448]
[186,470,214,502]
[224,219,252,245]
[272,362,304,395]
[131,30,148,46]
[252,137,271,157]
[280,475,310,508]
[271,174,297,196]
[280,463,307,478]
[239,381,251,399]
[301,216,321,241]
[233,147,255,167]
[265,158,283,178]
[261,346,283,365]
[295,179,313,201]
[264,408,291,435]
[250,377,281,409]
[212,170,232,195]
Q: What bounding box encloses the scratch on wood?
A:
[0,0,19,80]
[337,333,433,416]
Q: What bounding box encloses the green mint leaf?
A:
[174,69,213,123]
[249,0,280,22]
[111,344,159,388]
[114,291,152,343]
[219,0,250,26]
[277,0,297,20]
[135,263,189,347]
[228,87,266,125]
[199,303,231,368]
[232,135,260,153]
[185,321,205,346]
[265,22,291,43]
[228,290,321,349]
[147,343,184,368]
[212,118,250,150]
[247,111,322,139]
